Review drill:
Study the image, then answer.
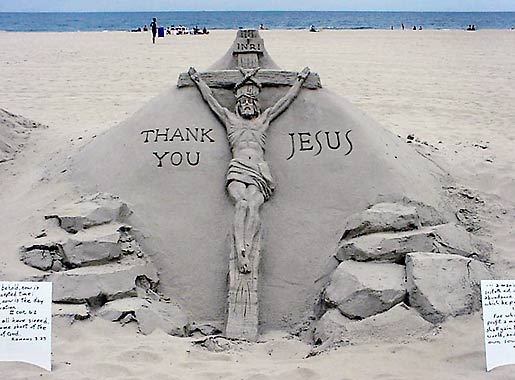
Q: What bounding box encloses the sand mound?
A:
[0,108,46,163]
[66,32,454,332]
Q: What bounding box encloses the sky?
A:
[1,0,515,12]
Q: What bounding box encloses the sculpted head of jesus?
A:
[236,94,260,119]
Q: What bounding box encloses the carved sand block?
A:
[180,29,321,341]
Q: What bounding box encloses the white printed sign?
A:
[0,282,52,371]
[481,280,515,371]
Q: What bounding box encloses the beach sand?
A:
[1,29,515,379]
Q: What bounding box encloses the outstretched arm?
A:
[188,67,230,126]
[263,67,310,125]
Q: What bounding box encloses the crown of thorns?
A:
[235,86,260,100]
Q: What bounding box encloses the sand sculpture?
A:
[185,35,315,338]
[18,29,494,345]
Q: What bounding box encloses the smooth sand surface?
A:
[1,30,515,379]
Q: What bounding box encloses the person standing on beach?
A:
[151,18,158,44]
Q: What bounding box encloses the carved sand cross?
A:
[178,29,321,341]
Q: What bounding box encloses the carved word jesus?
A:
[287,130,353,160]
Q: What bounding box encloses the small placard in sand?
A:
[481,280,515,371]
[0,282,52,371]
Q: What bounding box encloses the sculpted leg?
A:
[244,185,265,255]
[228,181,251,273]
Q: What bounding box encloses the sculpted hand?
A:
[298,67,311,81]
[188,67,200,82]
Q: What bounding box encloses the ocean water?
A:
[0,11,514,32]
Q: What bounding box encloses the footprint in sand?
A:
[246,374,273,380]
[195,371,235,379]
[115,349,163,363]
[149,374,182,380]
[277,367,318,379]
[93,362,134,377]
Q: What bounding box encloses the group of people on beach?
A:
[130,19,485,38]
[131,17,209,43]
[166,25,209,35]
[393,23,478,31]
[397,24,423,30]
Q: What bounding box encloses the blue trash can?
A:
[158,27,165,38]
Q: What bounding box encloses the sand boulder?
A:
[21,223,142,270]
[313,303,433,351]
[324,261,406,319]
[340,202,421,240]
[406,252,492,323]
[45,193,131,233]
[337,223,488,263]
[53,303,90,320]
[34,258,159,305]
[60,227,122,267]
[98,297,190,337]
[312,308,349,347]
[20,244,59,271]
[136,300,190,336]
[340,200,446,240]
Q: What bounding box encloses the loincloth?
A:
[226,158,275,201]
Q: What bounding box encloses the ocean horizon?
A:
[1,11,515,32]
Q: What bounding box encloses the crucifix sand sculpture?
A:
[178,29,321,340]
[187,65,310,274]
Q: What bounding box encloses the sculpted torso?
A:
[226,112,268,163]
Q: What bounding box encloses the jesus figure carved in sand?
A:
[189,66,310,274]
